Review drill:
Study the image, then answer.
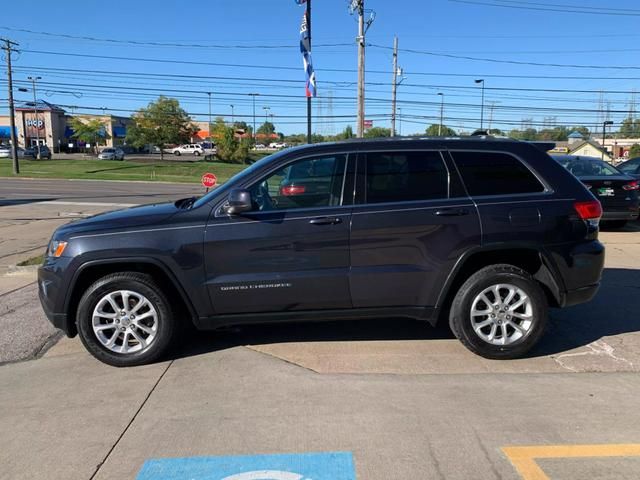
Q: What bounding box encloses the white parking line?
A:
[37,201,138,208]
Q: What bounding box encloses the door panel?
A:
[203,153,352,315]
[349,150,481,308]
[204,209,352,314]
[350,200,480,307]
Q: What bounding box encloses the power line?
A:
[370,44,640,70]
[449,0,640,16]
[0,26,351,50]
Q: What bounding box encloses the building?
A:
[0,100,131,151]
[568,139,614,162]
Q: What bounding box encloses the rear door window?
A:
[364,151,448,204]
[452,151,545,196]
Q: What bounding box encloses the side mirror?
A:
[224,189,252,215]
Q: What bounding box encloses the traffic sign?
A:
[201,173,217,188]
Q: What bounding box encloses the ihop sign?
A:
[25,118,45,129]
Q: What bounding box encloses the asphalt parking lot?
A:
[1,186,640,479]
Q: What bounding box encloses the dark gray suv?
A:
[39,137,605,366]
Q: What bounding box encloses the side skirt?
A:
[195,306,437,330]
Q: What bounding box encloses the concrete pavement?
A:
[2,177,640,478]
[2,340,640,480]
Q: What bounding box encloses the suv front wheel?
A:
[76,272,175,367]
[449,264,547,359]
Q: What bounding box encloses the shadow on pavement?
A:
[0,198,56,206]
[531,267,640,357]
[167,267,640,362]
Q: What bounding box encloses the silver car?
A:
[98,148,125,160]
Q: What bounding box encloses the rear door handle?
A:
[309,216,342,225]
[434,208,470,217]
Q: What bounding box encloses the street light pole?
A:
[475,79,485,131]
[206,92,212,138]
[263,106,270,125]
[230,104,235,125]
[602,120,613,160]
[437,93,444,136]
[27,76,42,159]
[248,93,259,139]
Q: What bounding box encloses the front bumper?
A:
[38,257,77,337]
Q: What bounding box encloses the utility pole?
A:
[306,0,312,144]
[230,104,235,126]
[437,93,444,136]
[2,38,19,174]
[391,36,399,137]
[263,106,270,125]
[28,76,42,159]
[249,93,259,139]
[356,0,366,138]
[488,101,497,133]
[206,92,212,137]
[475,78,485,131]
[602,120,613,160]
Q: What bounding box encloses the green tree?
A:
[509,128,538,141]
[257,121,276,136]
[629,143,640,159]
[568,125,591,138]
[125,96,198,160]
[364,127,391,138]
[620,118,640,138]
[211,118,249,164]
[538,126,568,141]
[425,124,457,136]
[335,125,354,140]
[69,117,111,155]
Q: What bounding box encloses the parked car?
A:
[254,144,267,151]
[39,137,605,367]
[171,144,204,156]
[98,148,125,160]
[0,146,30,159]
[25,145,52,159]
[617,157,640,180]
[552,155,639,228]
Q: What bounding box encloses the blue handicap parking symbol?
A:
[136,451,356,480]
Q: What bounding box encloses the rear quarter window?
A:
[452,151,545,196]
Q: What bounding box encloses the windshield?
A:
[556,156,622,177]
[192,149,291,209]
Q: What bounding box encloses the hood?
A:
[55,201,181,238]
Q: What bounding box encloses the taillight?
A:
[622,181,639,191]
[280,185,306,196]
[574,200,603,220]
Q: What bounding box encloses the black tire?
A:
[173,150,181,156]
[194,151,201,156]
[76,272,175,367]
[449,264,548,359]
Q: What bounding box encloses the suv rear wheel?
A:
[76,272,175,367]
[449,264,547,359]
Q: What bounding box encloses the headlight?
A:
[47,240,68,258]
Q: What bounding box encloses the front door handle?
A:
[434,208,470,217]
[309,216,342,225]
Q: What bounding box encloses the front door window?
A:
[248,154,347,211]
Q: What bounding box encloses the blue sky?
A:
[2,0,640,135]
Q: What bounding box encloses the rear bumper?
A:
[562,283,600,307]
[547,240,605,308]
